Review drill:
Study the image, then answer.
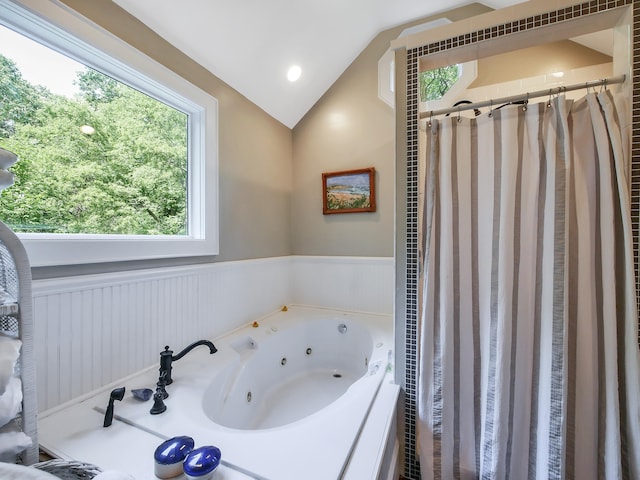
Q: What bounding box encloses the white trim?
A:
[390,0,599,51]
[378,48,395,108]
[377,18,455,108]
[1,0,219,266]
[33,256,291,295]
[290,255,394,265]
[32,256,394,295]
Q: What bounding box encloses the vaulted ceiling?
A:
[113,0,527,128]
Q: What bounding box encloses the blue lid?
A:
[154,436,195,465]
[183,446,222,477]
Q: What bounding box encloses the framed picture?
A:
[322,167,376,214]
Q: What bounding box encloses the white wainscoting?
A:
[33,256,393,412]
[290,256,394,314]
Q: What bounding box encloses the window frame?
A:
[0,0,219,267]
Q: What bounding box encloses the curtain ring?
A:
[457,106,462,123]
[600,78,607,92]
[522,92,529,111]
[547,89,552,109]
[488,99,493,118]
[428,111,433,128]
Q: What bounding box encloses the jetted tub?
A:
[204,309,384,430]
[92,305,393,480]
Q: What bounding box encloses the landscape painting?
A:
[322,167,376,214]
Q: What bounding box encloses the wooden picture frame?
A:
[322,167,376,214]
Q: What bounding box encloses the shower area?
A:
[394,1,640,479]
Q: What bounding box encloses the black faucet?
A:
[150,371,168,415]
[159,339,217,385]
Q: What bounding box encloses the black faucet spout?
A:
[159,339,217,385]
[173,339,217,361]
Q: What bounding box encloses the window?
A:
[378,18,454,108]
[419,61,477,113]
[420,64,460,102]
[0,1,218,266]
[377,19,477,111]
[0,26,189,236]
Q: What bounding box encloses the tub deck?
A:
[39,306,395,480]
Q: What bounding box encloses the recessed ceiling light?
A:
[551,71,565,78]
[287,65,302,82]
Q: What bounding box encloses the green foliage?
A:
[326,193,370,211]
[419,64,459,102]
[0,56,44,137]
[76,68,121,106]
[0,54,188,235]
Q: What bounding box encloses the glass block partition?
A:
[400,1,636,478]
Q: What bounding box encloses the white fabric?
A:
[0,286,14,304]
[0,431,32,462]
[0,377,22,428]
[0,337,21,396]
[418,92,640,479]
[0,462,59,480]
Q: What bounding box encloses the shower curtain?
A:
[418,92,640,480]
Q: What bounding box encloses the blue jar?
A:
[153,436,195,479]
[183,445,222,479]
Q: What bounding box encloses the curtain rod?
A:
[419,74,626,120]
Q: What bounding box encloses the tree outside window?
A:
[419,64,460,103]
[0,29,188,236]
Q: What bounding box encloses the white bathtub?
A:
[203,308,384,431]
[74,305,393,479]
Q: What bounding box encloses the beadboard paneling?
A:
[33,256,393,412]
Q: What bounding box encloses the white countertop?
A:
[39,399,257,480]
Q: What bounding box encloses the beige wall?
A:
[290,4,491,257]
[35,0,293,278]
[471,40,612,87]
